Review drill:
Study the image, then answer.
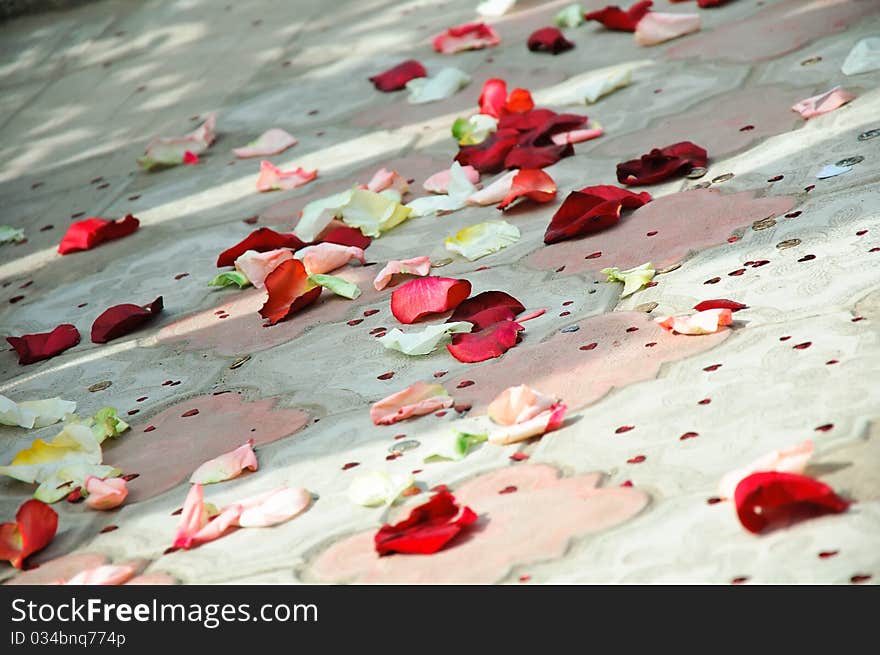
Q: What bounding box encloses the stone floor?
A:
[1,0,878,584]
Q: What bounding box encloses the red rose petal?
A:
[216,227,306,267]
[497,169,557,210]
[734,471,850,534]
[693,299,748,312]
[91,296,163,343]
[182,150,199,165]
[58,214,140,255]
[369,59,427,92]
[479,78,509,119]
[319,225,372,250]
[390,276,471,324]
[544,194,623,244]
[527,27,575,54]
[617,142,708,186]
[447,290,525,328]
[447,319,524,363]
[0,499,58,569]
[374,491,477,556]
[504,143,573,170]
[259,259,322,325]
[506,87,535,114]
[455,129,520,174]
[579,184,653,209]
[7,324,80,365]
[585,1,653,31]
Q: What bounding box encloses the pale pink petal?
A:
[65,563,138,585]
[423,165,480,194]
[655,308,732,335]
[373,256,432,290]
[791,87,856,119]
[487,384,558,426]
[190,439,258,485]
[718,440,815,500]
[488,403,567,445]
[187,504,242,546]
[370,381,454,425]
[235,486,311,528]
[173,483,210,549]
[140,113,217,167]
[366,168,410,194]
[234,248,294,289]
[294,243,366,274]
[466,170,517,205]
[233,128,298,158]
[634,12,701,47]
[256,160,318,192]
[190,113,217,148]
[84,476,128,510]
[433,23,501,54]
[550,125,604,145]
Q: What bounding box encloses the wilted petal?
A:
[791,86,856,119]
[719,441,814,500]
[259,259,322,325]
[616,141,707,185]
[445,220,520,260]
[391,276,472,324]
[655,308,733,335]
[369,60,427,91]
[371,382,453,425]
[0,396,76,429]
[138,114,216,170]
[256,160,317,192]
[233,129,298,158]
[294,243,365,275]
[602,262,656,297]
[585,1,653,31]
[7,325,80,365]
[0,499,58,569]
[432,22,501,54]
[379,322,473,356]
[58,215,139,255]
[91,297,163,343]
[373,256,432,291]
[406,68,471,104]
[635,12,701,46]
[65,563,137,585]
[190,439,258,485]
[348,471,415,507]
[234,249,293,289]
[84,476,128,510]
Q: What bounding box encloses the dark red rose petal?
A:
[0,499,58,569]
[259,259,322,325]
[734,471,850,534]
[693,299,748,312]
[447,320,524,363]
[216,227,306,267]
[374,491,477,556]
[504,143,573,170]
[585,1,653,31]
[318,225,372,250]
[544,194,623,244]
[578,185,652,209]
[390,276,471,324]
[455,129,520,174]
[58,214,140,255]
[527,27,575,54]
[91,296,163,343]
[7,324,80,365]
[369,59,427,92]
[447,290,525,328]
[617,142,708,186]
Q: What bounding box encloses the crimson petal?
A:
[91,297,163,343]
[0,499,58,569]
[369,59,427,92]
[585,1,653,32]
[259,259,322,325]
[456,129,520,174]
[374,491,477,556]
[319,225,372,250]
[616,141,707,186]
[447,320,524,363]
[216,228,305,267]
[390,276,472,324]
[504,144,572,170]
[58,214,139,255]
[577,184,652,209]
[734,472,849,534]
[7,324,80,365]
[527,27,575,54]
[447,290,525,327]
[479,78,509,119]
[544,193,624,244]
[694,299,748,312]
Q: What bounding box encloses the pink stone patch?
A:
[666,0,877,63]
[306,465,648,584]
[445,312,729,413]
[528,189,796,277]
[105,394,309,503]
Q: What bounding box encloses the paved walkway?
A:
[1,0,878,584]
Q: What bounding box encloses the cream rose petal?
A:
[340,189,412,237]
[445,220,520,260]
[655,308,733,335]
[378,322,473,356]
[370,382,453,425]
[233,128,298,158]
[235,486,312,528]
[347,471,415,507]
[635,13,701,47]
[841,37,880,75]
[718,440,815,500]
[423,165,481,194]
[0,395,76,429]
[406,68,471,104]
[294,188,355,242]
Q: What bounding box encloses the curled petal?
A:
[173,483,210,550]
[233,129,298,158]
[0,396,76,429]
[91,297,163,343]
[447,290,525,328]
[379,322,473,356]
[544,194,623,244]
[791,86,856,119]
[479,78,509,118]
[655,308,732,335]
[373,256,431,291]
[497,169,557,210]
[234,249,293,289]
[585,1,653,31]
[602,262,656,297]
[259,259,322,325]
[445,220,520,261]
[616,141,707,186]
[467,170,518,206]
[527,27,575,54]
[308,273,361,299]
[488,403,567,445]
[256,161,317,192]
[369,59,427,92]
[488,384,558,425]
[447,319,524,363]
[294,243,365,275]
[734,472,849,534]
[190,439,258,485]
[719,441,814,500]
[391,276,472,324]
[693,299,748,312]
[371,382,453,426]
[0,499,58,569]
[455,129,520,174]
[366,168,410,194]
[7,324,80,365]
[58,215,140,255]
[84,476,128,510]
[374,491,477,555]
[138,114,216,170]
[432,22,501,54]
[216,228,305,268]
[634,12,701,46]
[578,184,652,208]
[424,166,480,194]
[235,486,311,528]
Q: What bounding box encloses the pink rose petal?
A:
[550,125,605,145]
[233,128,298,158]
[256,160,318,192]
[189,439,258,485]
[791,86,856,119]
[65,563,138,585]
[655,308,733,335]
[423,165,481,194]
[487,384,558,426]
[84,476,128,511]
[234,249,294,289]
[466,170,518,206]
[373,256,432,290]
[366,168,410,194]
[370,381,454,426]
[634,12,701,47]
[295,242,366,275]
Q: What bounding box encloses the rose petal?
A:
[585,1,653,31]
[447,319,524,363]
[719,441,814,500]
[0,225,25,243]
[527,27,575,54]
[406,68,471,104]
[339,189,412,237]
[233,129,298,158]
[371,382,453,426]
[841,37,880,76]
[190,439,258,485]
[734,472,849,534]
[446,290,525,327]
[234,249,294,289]
[452,114,499,146]
[235,486,311,528]
[84,476,128,510]
[58,214,140,255]
[348,471,415,507]
[655,308,733,334]
[391,276,472,324]
[259,259,322,325]
[497,169,557,210]
[466,170,518,206]
[138,113,216,170]
[477,0,517,17]
[634,12,701,47]
[555,3,585,28]
[294,243,365,275]
[487,384,558,425]
[369,59,428,92]
[455,128,521,174]
[216,228,305,268]
[791,86,856,119]
[308,273,361,299]
[373,256,432,291]
[90,297,163,344]
[488,403,567,444]
[65,563,137,585]
[478,79,535,119]
[0,499,58,569]
[0,396,76,430]
[432,22,501,54]
[365,168,410,194]
[550,124,604,145]
[616,141,707,185]
[319,225,372,250]
[424,166,481,194]
[7,324,81,365]
[602,262,656,297]
[256,160,317,192]
[445,220,520,261]
[407,162,478,217]
[379,322,473,356]
[693,299,748,312]
[544,194,623,244]
[374,491,477,555]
